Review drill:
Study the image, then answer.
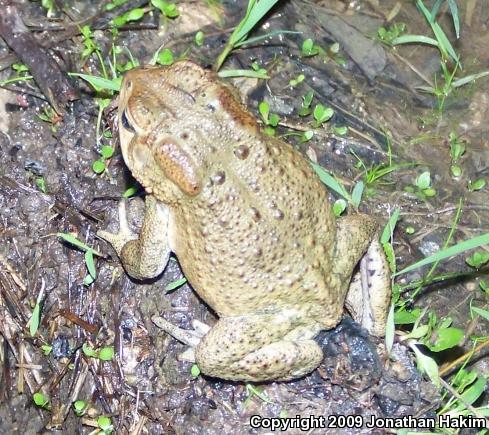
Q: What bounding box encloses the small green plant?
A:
[214,0,283,72]
[37,106,61,132]
[405,171,436,200]
[112,8,146,27]
[301,38,321,57]
[289,73,305,87]
[392,0,489,112]
[105,0,128,11]
[33,392,50,410]
[191,364,201,378]
[92,145,115,175]
[155,48,174,66]
[82,343,115,361]
[377,22,406,45]
[448,131,465,178]
[332,199,347,217]
[73,400,88,417]
[195,31,204,46]
[258,101,280,136]
[95,415,114,435]
[35,177,47,194]
[468,178,486,192]
[57,233,102,286]
[152,0,179,18]
[217,61,269,80]
[39,0,57,17]
[41,344,52,355]
[312,104,334,128]
[465,251,489,269]
[244,384,273,404]
[298,90,314,117]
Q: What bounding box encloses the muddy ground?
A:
[0,0,488,433]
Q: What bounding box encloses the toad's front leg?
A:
[98,195,171,280]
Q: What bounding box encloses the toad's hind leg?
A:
[333,214,391,337]
[154,312,323,382]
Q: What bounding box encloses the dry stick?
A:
[439,338,489,377]
[50,361,89,428]
[0,2,79,114]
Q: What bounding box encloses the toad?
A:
[98,60,391,382]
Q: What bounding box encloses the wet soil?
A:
[0,0,488,433]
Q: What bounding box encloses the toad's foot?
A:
[154,312,323,382]
[152,316,211,362]
[97,200,138,254]
[97,196,171,280]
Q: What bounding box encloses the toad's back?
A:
[170,132,337,318]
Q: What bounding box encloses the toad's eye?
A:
[120,110,135,132]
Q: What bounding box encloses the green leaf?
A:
[98,346,115,361]
[406,324,430,340]
[268,113,280,127]
[450,165,462,178]
[41,345,52,355]
[100,145,114,159]
[380,208,400,244]
[310,163,350,201]
[36,177,47,193]
[452,71,489,88]
[232,0,281,43]
[466,251,489,269]
[57,233,91,252]
[416,171,431,189]
[83,275,95,286]
[258,101,269,122]
[92,160,106,174]
[217,69,269,79]
[165,277,187,292]
[301,38,320,56]
[313,104,334,124]
[33,392,49,408]
[392,34,439,47]
[468,178,486,192]
[191,364,201,377]
[151,0,179,18]
[71,73,122,92]
[332,199,347,217]
[382,242,396,274]
[84,249,97,280]
[82,342,98,358]
[332,125,348,135]
[427,327,464,352]
[73,400,88,416]
[195,31,204,46]
[302,90,314,107]
[30,303,41,337]
[395,232,489,276]
[411,344,440,387]
[123,185,139,198]
[156,48,174,66]
[301,130,314,143]
[423,187,436,197]
[472,306,489,322]
[394,308,422,324]
[97,416,113,431]
[351,181,364,207]
[454,376,487,410]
